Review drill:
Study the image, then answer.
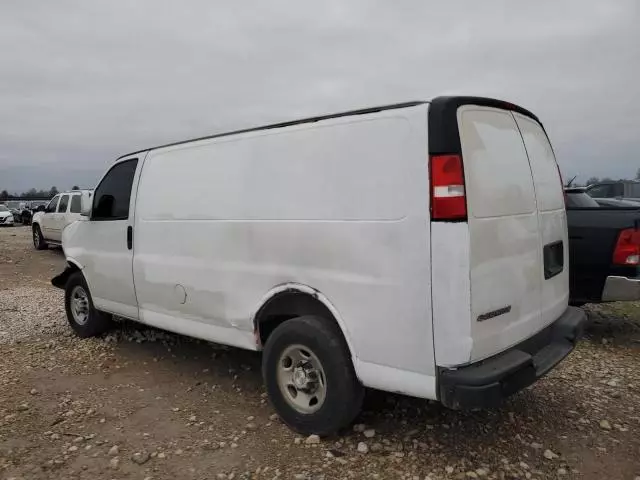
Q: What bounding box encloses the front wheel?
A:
[32,225,47,250]
[262,315,363,436]
[64,271,113,338]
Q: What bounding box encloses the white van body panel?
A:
[431,222,472,366]
[131,105,438,395]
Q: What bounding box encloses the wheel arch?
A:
[251,283,357,360]
[66,258,84,270]
[51,260,83,290]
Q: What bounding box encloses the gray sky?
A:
[1,1,639,193]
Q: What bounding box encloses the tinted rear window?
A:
[565,192,599,208]
[70,195,82,213]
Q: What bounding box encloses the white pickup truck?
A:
[32,190,92,249]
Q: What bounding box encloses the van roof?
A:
[118,96,539,160]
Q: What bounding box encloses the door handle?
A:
[127,226,133,250]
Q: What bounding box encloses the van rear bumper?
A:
[438,306,585,409]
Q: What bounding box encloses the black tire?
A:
[262,315,363,436]
[64,271,113,338]
[32,224,47,250]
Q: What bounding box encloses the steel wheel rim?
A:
[33,229,39,247]
[70,286,90,325]
[277,344,327,414]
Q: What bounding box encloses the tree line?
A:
[0,186,80,202]
[582,168,640,187]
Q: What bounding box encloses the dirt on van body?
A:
[1,226,639,480]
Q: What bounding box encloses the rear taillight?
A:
[430,154,467,220]
[613,228,640,266]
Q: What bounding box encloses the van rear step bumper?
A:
[438,306,585,409]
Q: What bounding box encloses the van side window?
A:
[57,195,70,213]
[92,159,138,221]
[70,195,82,213]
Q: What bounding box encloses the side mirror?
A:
[80,191,93,217]
[37,205,46,212]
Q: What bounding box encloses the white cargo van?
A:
[54,96,585,434]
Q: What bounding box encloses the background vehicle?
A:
[595,198,640,208]
[21,200,50,225]
[586,180,640,205]
[31,191,88,249]
[0,204,15,226]
[4,201,24,224]
[565,188,640,304]
[55,97,584,434]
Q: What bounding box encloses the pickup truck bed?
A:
[567,207,640,304]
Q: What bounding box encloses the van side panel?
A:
[132,106,437,395]
[431,222,473,366]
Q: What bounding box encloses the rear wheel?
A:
[32,225,47,250]
[262,315,363,435]
[64,271,113,337]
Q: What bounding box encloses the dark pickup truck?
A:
[566,188,640,304]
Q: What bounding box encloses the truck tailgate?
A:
[567,207,640,303]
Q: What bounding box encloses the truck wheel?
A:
[64,271,113,338]
[262,315,363,435]
[32,225,47,250]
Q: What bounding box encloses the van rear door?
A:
[429,97,569,367]
[457,105,546,362]
[513,113,569,325]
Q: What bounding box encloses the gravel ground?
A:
[1,226,639,480]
